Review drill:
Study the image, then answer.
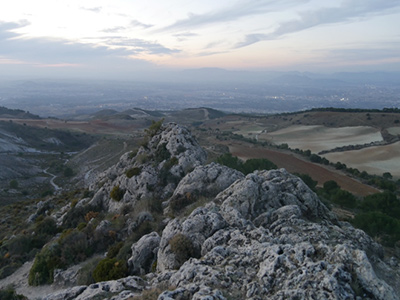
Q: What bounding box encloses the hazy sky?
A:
[0,0,399,79]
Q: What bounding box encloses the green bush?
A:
[106,241,124,259]
[35,217,58,236]
[145,119,164,138]
[169,234,195,267]
[92,258,128,282]
[9,180,18,189]
[126,167,142,178]
[29,244,61,286]
[216,153,276,175]
[323,180,340,194]
[110,185,125,201]
[294,173,318,191]
[352,211,400,247]
[155,143,171,163]
[0,287,27,300]
[361,192,400,218]
[332,190,357,208]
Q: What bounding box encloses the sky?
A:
[0,0,400,79]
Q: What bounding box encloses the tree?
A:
[323,180,340,194]
[332,190,356,208]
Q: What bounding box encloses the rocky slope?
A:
[5,123,399,300]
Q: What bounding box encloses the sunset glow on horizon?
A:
[1,0,399,79]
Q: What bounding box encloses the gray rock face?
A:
[168,162,244,204]
[43,276,145,300]
[37,125,399,300]
[87,123,207,213]
[128,232,160,275]
[152,169,398,300]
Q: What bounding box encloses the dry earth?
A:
[222,140,379,197]
[260,125,383,153]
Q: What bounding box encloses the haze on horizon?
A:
[0,0,400,80]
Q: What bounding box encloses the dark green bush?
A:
[323,180,340,194]
[294,173,318,191]
[361,192,400,219]
[352,211,400,247]
[126,167,142,178]
[92,258,128,282]
[110,185,124,201]
[35,217,58,236]
[0,287,27,300]
[29,244,61,286]
[170,193,197,213]
[216,153,276,175]
[106,241,124,259]
[332,190,357,208]
[155,143,171,163]
[169,233,195,267]
[145,119,164,138]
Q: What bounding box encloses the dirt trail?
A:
[224,141,379,197]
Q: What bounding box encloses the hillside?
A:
[0,123,398,300]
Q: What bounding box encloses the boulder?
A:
[128,232,160,275]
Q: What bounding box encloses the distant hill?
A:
[0,106,40,119]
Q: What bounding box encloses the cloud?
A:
[0,20,178,66]
[104,37,180,55]
[158,0,308,32]
[81,6,102,13]
[102,26,127,33]
[173,32,199,42]
[131,20,153,29]
[0,20,29,40]
[235,0,400,48]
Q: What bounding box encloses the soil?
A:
[222,140,379,197]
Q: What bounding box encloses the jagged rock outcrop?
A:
[168,162,244,201]
[28,124,399,300]
[86,123,207,214]
[151,169,398,300]
[42,276,146,300]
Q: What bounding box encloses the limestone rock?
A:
[87,123,207,214]
[128,232,160,275]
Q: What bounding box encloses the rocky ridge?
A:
[8,123,399,299]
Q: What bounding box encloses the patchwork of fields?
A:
[260,125,399,178]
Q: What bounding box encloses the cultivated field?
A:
[222,140,379,196]
[324,141,400,178]
[261,125,383,153]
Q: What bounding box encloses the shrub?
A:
[92,258,128,282]
[110,185,124,201]
[107,241,124,259]
[294,173,318,191]
[29,244,61,286]
[169,234,195,267]
[352,211,400,247]
[35,217,58,236]
[170,193,197,213]
[9,180,18,189]
[145,119,164,138]
[323,180,340,194]
[332,190,357,208]
[0,287,27,300]
[126,167,142,178]
[84,211,99,222]
[155,143,171,163]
